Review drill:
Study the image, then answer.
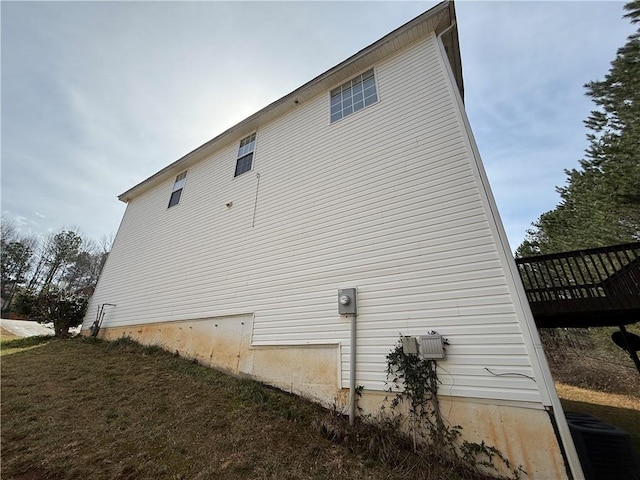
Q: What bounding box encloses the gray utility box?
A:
[338,288,357,315]
[401,336,419,355]
[401,334,445,359]
[418,334,445,359]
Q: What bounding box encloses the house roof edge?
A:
[118,0,459,203]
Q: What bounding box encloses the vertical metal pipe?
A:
[251,173,261,228]
[349,313,357,426]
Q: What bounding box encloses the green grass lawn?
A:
[1,336,493,480]
[2,335,638,480]
[2,336,384,480]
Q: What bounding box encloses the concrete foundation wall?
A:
[88,316,340,406]
[85,318,569,479]
[357,391,568,479]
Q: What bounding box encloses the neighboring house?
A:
[82,3,583,478]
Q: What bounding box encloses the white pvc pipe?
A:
[349,312,357,425]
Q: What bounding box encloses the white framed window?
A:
[330,69,378,123]
[168,171,187,208]
[235,133,256,177]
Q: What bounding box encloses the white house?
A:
[82,2,584,478]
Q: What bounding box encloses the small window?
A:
[330,69,378,123]
[235,133,256,177]
[168,171,187,208]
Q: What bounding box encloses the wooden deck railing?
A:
[515,242,640,327]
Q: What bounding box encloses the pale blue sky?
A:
[1,1,635,250]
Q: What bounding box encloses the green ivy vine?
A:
[385,334,525,479]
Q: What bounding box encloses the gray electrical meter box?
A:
[338,288,357,315]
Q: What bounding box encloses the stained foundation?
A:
[83,316,570,479]
[85,315,339,405]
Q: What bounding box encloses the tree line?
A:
[514,2,640,384]
[517,1,639,256]
[1,217,112,325]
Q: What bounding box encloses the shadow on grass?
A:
[561,398,640,452]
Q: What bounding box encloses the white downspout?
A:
[437,19,457,40]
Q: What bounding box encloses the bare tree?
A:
[1,217,16,244]
[1,217,40,312]
[4,218,114,305]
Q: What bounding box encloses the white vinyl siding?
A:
[86,34,541,405]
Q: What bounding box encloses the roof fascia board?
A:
[119,1,455,203]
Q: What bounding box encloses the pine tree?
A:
[518,1,640,256]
